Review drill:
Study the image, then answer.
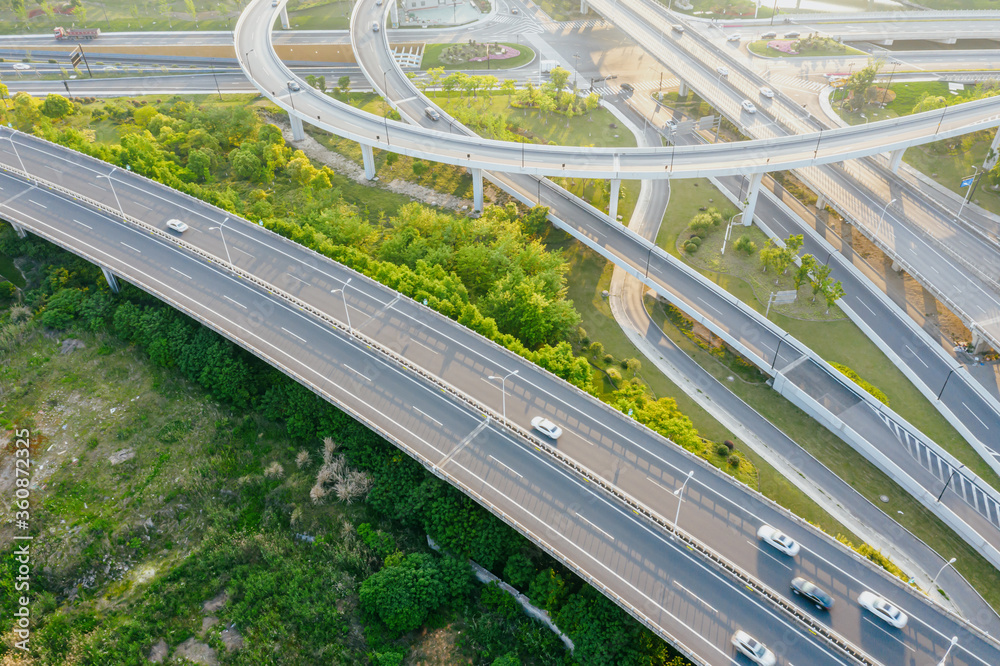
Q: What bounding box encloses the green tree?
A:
[822,279,845,312]
[184,0,197,21]
[810,263,832,301]
[133,103,158,127]
[584,92,600,112]
[187,149,212,182]
[625,357,641,377]
[912,92,947,114]
[784,233,804,255]
[734,234,756,256]
[548,66,570,91]
[338,75,351,95]
[12,92,40,131]
[500,78,517,104]
[588,340,604,359]
[231,149,264,182]
[40,93,73,119]
[845,57,883,110]
[793,254,816,290]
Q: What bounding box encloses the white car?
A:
[287,80,301,92]
[12,63,31,70]
[759,86,774,99]
[716,66,729,77]
[166,219,189,233]
[727,33,741,42]
[858,591,908,629]
[372,21,380,31]
[756,524,800,556]
[531,416,563,440]
[731,631,776,666]
[741,100,757,114]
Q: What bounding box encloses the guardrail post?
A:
[609,178,621,222]
[289,114,305,141]
[11,222,28,239]
[742,172,763,226]
[361,144,377,180]
[101,267,120,293]
[472,167,484,212]
[888,148,904,173]
[280,4,290,29]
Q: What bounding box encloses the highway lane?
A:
[5,132,1000,664]
[0,164,857,666]
[345,0,1000,572]
[589,0,1000,463]
[232,1,1000,179]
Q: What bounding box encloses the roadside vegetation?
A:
[421,43,536,71]
[748,35,865,58]
[0,230,692,665]
[833,64,1000,215]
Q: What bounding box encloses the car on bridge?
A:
[731,630,776,666]
[166,219,189,233]
[759,86,774,99]
[716,66,729,77]
[287,80,301,92]
[372,21,380,31]
[791,577,833,610]
[741,100,757,114]
[858,591,908,628]
[531,416,563,440]
[757,524,800,556]
[727,33,741,42]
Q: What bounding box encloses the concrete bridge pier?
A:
[361,144,377,180]
[742,172,764,226]
[580,0,588,13]
[472,168,484,213]
[609,178,621,222]
[972,330,994,354]
[678,79,688,98]
[101,267,120,294]
[888,148,905,173]
[816,193,828,210]
[11,222,28,238]
[984,128,1000,171]
[280,5,290,29]
[289,114,305,141]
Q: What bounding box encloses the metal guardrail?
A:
[0,138,877,665]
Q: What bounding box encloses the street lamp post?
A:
[331,277,353,333]
[937,636,958,666]
[880,60,898,107]
[487,369,519,420]
[5,130,28,175]
[208,219,233,265]
[573,53,580,91]
[878,197,897,227]
[244,49,255,80]
[956,165,979,220]
[932,558,957,587]
[671,471,694,537]
[97,171,125,217]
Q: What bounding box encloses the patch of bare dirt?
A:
[147,638,168,663]
[403,624,471,665]
[220,625,244,652]
[172,637,219,666]
[108,448,135,465]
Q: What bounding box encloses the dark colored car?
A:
[791,577,834,610]
[620,82,634,94]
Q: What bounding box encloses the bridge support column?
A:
[11,222,27,238]
[888,148,905,173]
[742,172,763,226]
[101,267,120,294]
[580,0,588,13]
[972,330,994,355]
[471,168,484,213]
[678,80,688,98]
[280,5,290,29]
[609,179,621,222]
[984,128,1000,171]
[890,260,902,272]
[289,114,305,141]
[816,193,827,210]
[361,144,377,180]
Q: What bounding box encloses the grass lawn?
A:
[286,0,353,30]
[666,0,773,19]
[645,295,1000,610]
[657,179,1000,490]
[833,81,1000,215]
[537,0,592,21]
[749,39,865,58]
[421,43,536,71]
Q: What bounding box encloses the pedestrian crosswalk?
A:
[542,17,609,31]
[489,14,545,34]
[763,73,825,93]
[590,78,678,96]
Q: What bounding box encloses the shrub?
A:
[602,353,614,365]
[831,362,889,406]
[606,367,622,384]
[715,443,730,457]
[684,242,698,254]
[723,440,735,451]
[734,235,756,256]
[727,455,740,467]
